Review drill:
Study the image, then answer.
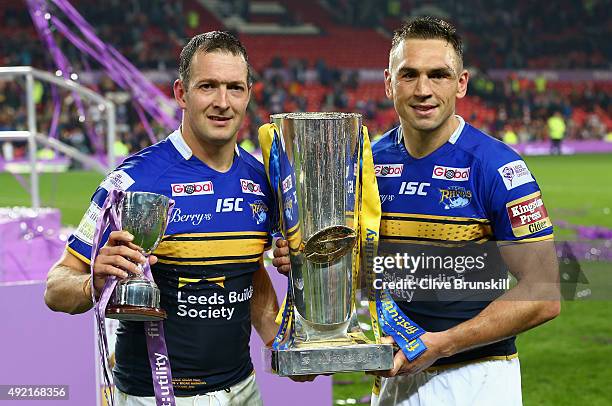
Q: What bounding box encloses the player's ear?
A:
[174,79,187,109]
[384,69,393,100]
[456,69,469,99]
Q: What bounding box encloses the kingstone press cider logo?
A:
[506,191,552,237]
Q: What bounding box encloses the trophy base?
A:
[263,342,394,376]
[105,305,167,321]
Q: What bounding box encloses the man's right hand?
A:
[92,230,151,295]
[272,239,291,275]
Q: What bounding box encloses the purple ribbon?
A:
[26,0,181,155]
[90,190,176,406]
[26,0,103,153]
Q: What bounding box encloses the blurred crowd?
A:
[0,0,610,159]
[326,0,610,69]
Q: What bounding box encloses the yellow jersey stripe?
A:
[497,234,554,245]
[155,238,266,260]
[68,246,91,265]
[382,212,490,224]
[162,231,268,240]
[381,218,493,242]
[157,256,261,266]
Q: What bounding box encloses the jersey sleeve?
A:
[483,154,554,243]
[66,164,143,264]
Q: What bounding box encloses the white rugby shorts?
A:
[371,358,522,406]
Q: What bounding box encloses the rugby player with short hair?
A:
[273,17,560,406]
[45,31,278,405]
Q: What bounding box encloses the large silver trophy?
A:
[105,192,170,321]
[263,112,393,376]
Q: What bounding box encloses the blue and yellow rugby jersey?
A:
[372,116,553,366]
[67,130,273,396]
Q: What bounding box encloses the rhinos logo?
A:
[284,196,294,221]
[439,186,472,210]
[250,200,268,225]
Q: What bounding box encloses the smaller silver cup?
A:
[105,192,170,321]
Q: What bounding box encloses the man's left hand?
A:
[372,332,451,377]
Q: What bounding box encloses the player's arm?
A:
[378,239,560,376]
[441,240,560,351]
[45,231,147,315]
[45,249,95,314]
[251,256,280,345]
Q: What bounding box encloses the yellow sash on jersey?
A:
[359,127,385,395]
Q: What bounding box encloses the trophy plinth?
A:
[104,191,170,322]
[262,113,394,376]
[266,342,393,376]
[105,277,166,321]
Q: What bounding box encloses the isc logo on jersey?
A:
[240,179,265,196]
[432,165,470,181]
[399,181,429,196]
[506,191,552,237]
[172,181,214,196]
[375,164,403,177]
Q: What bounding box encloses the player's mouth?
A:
[208,115,232,125]
[411,104,437,117]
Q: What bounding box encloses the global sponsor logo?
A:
[497,160,534,190]
[432,165,470,182]
[375,164,404,177]
[282,174,293,194]
[250,200,268,225]
[439,186,472,209]
[240,179,264,196]
[171,181,214,196]
[506,192,552,237]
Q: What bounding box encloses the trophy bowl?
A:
[105,191,171,321]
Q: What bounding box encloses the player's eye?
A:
[229,85,245,92]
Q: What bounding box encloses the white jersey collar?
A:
[448,115,466,145]
[168,128,241,160]
[396,115,466,145]
[168,128,192,160]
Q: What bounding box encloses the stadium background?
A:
[0,0,610,405]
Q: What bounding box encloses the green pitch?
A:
[1,153,611,405]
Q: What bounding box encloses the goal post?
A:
[0,66,116,209]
